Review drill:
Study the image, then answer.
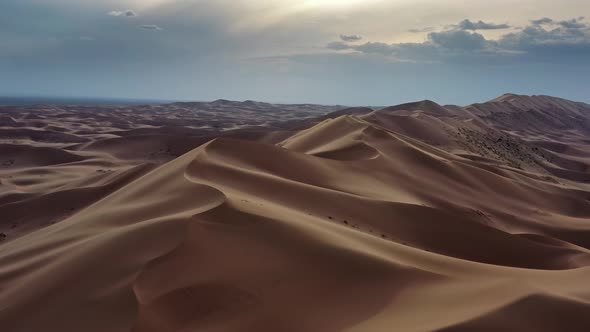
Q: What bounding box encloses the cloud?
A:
[108,10,137,17]
[428,30,488,50]
[325,17,590,63]
[326,41,351,50]
[531,17,554,25]
[408,27,435,33]
[340,34,362,42]
[558,18,587,29]
[499,20,590,49]
[457,19,511,30]
[139,25,163,31]
[79,36,95,41]
[352,42,396,55]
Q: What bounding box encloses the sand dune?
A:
[0,100,343,242]
[1,95,590,331]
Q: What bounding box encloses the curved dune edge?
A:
[1,113,590,331]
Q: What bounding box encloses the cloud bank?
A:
[328,17,590,63]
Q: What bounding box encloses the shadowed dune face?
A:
[1,95,590,331]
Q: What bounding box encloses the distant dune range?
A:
[1,94,590,331]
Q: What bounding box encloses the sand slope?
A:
[1,95,590,331]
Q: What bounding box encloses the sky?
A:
[1,0,589,106]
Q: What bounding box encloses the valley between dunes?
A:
[2,94,590,331]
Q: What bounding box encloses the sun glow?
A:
[129,0,173,10]
[304,0,372,7]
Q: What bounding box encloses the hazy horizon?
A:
[1,91,588,108]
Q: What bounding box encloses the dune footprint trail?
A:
[2,102,590,331]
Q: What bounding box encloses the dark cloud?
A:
[326,41,351,50]
[352,42,396,55]
[108,10,137,17]
[408,27,435,33]
[531,17,553,25]
[139,25,163,31]
[558,18,587,29]
[499,20,589,49]
[428,30,488,50]
[340,34,363,42]
[457,19,511,30]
